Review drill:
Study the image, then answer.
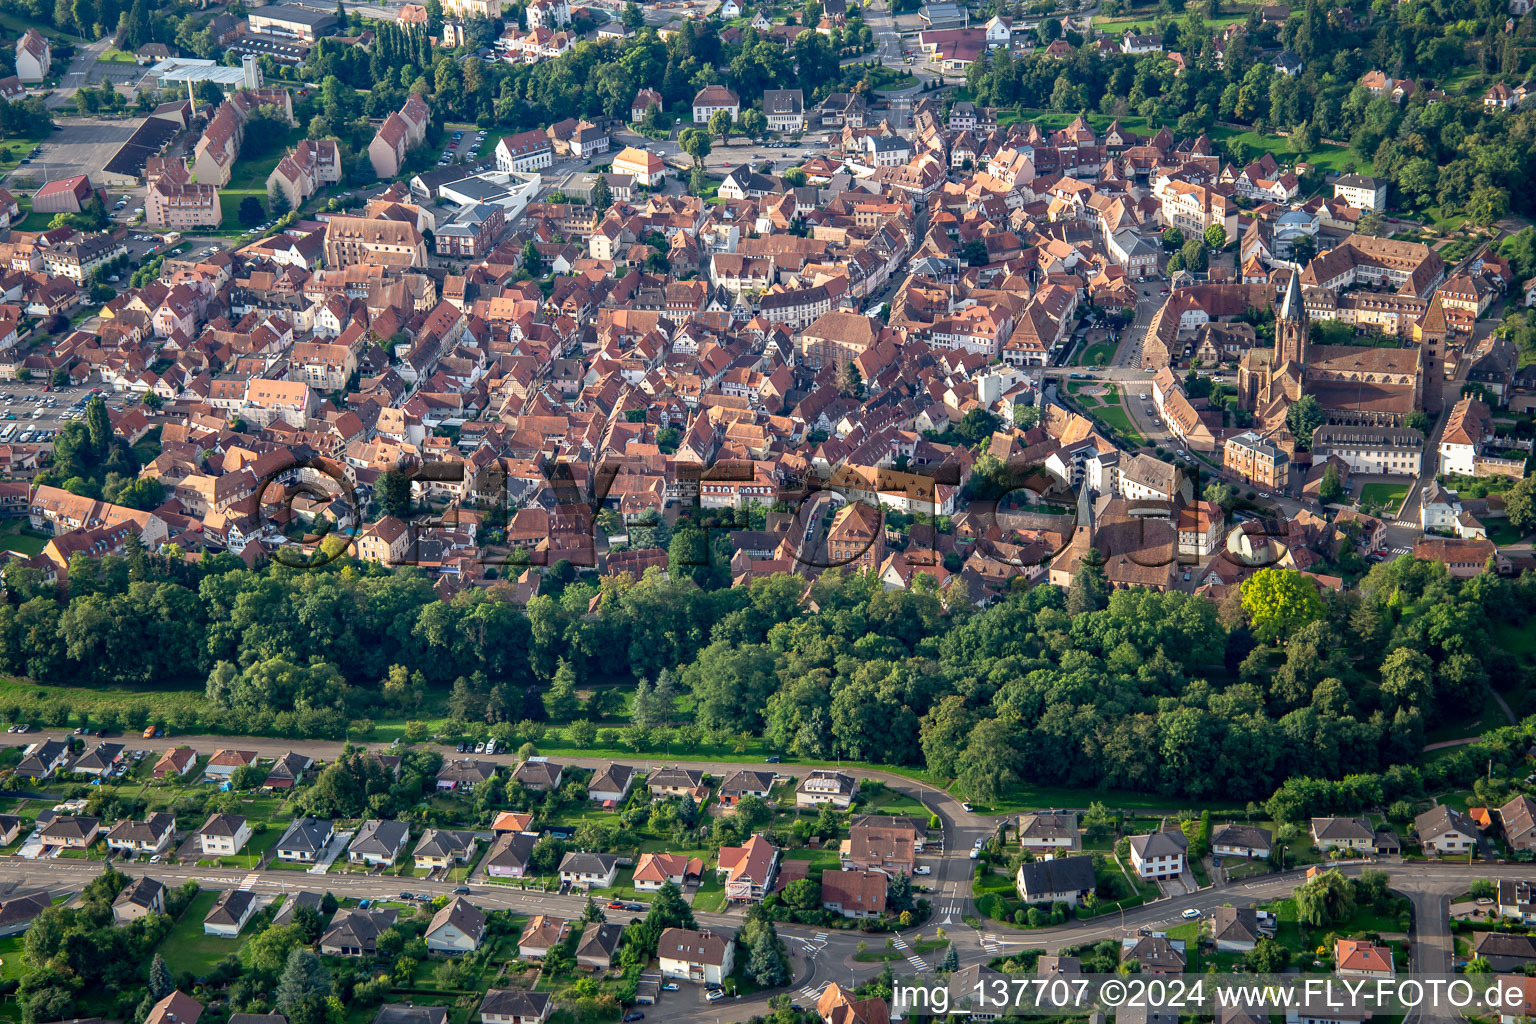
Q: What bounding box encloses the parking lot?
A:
[0,382,138,448]
[2,116,142,191]
[439,126,488,168]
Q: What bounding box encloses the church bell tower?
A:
[1275,271,1309,367]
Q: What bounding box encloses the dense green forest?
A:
[0,541,1529,811]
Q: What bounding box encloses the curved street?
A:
[0,731,1510,1020]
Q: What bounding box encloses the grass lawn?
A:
[1079,341,1116,367]
[0,936,25,982]
[11,210,53,232]
[217,126,306,224]
[0,134,49,184]
[199,825,281,869]
[783,848,843,881]
[1487,520,1531,546]
[692,874,726,912]
[855,937,949,961]
[0,674,208,726]
[1093,401,1147,446]
[860,789,931,818]
[99,47,138,64]
[0,13,74,42]
[1493,619,1536,662]
[1165,921,1201,969]
[0,521,49,557]
[1358,482,1409,513]
[157,890,249,977]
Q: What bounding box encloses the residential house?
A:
[0,891,49,937]
[204,889,259,937]
[1310,816,1374,852]
[205,748,259,779]
[154,747,198,778]
[1501,796,1536,853]
[1211,824,1272,860]
[512,759,565,792]
[1017,812,1081,853]
[1122,933,1186,974]
[372,1008,446,1024]
[633,852,702,891]
[821,868,888,919]
[847,821,918,875]
[1128,831,1187,880]
[485,831,538,878]
[320,908,399,955]
[415,829,478,870]
[795,770,858,808]
[145,992,205,1024]
[648,767,707,799]
[15,30,50,83]
[70,742,124,776]
[1498,879,1536,923]
[1335,938,1394,978]
[264,752,313,790]
[105,812,176,857]
[436,759,498,790]
[517,915,571,959]
[113,876,166,923]
[816,985,891,1024]
[275,817,335,863]
[719,770,776,807]
[1476,933,1536,972]
[1013,855,1096,906]
[657,927,735,985]
[575,921,624,970]
[558,851,620,890]
[478,990,553,1024]
[1212,906,1260,951]
[587,763,635,804]
[197,814,252,857]
[16,739,70,779]
[1415,804,1482,856]
[718,833,779,901]
[348,820,412,866]
[39,815,101,850]
[426,897,486,954]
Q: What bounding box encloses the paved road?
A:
[11,730,1516,1019]
[49,35,115,109]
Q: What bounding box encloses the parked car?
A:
[661,983,680,992]
[914,865,931,875]
[623,1014,644,1022]
[705,990,726,1003]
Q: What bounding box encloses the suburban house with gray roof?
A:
[275,817,335,862]
[559,851,620,890]
[1415,804,1482,856]
[1211,823,1272,860]
[349,819,411,866]
[1013,855,1096,905]
[1128,831,1187,880]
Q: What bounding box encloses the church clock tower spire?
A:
[1275,271,1309,367]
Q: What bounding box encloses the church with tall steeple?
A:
[1238,271,1423,436]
